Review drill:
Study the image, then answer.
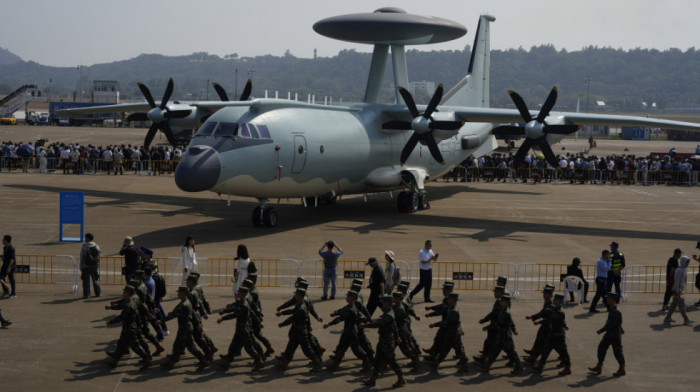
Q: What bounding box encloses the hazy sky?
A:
[3,0,700,67]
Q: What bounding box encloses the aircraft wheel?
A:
[263,207,278,228]
[397,191,409,212]
[252,207,264,227]
[408,191,420,212]
[418,190,429,210]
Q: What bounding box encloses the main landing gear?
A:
[252,199,278,227]
[397,190,429,213]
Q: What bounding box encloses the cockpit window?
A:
[216,122,238,137]
[258,125,271,138]
[240,124,251,138]
[195,122,216,136]
[248,124,260,139]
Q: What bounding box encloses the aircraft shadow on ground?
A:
[7,184,697,246]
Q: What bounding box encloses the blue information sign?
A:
[60,191,84,242]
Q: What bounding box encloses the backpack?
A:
[153,273,167,299]
[393,265,401,283]
[247,260,258,274]
[85,246,100,266]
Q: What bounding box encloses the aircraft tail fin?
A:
[442,14,495,108]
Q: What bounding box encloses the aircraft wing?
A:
[55,102,153,117]
[453,108,700,132]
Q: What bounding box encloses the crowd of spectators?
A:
[1,140,182,175]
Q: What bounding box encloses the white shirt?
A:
[233,257,250,291]
[418,248,434,271]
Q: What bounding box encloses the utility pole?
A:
[77,65,83,102]
[585,77,593,113]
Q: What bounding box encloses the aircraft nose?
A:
[175,146,221,192]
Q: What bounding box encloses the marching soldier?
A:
[361,295,406,388]
[422,281,454,358]
[473,286,505,363]
[392,291,421,371]
[244,274,275,357]
[349,280,375,359]
[160,286,208,371]
[478,294,523,374]
[276,288,322,371]
[217,286,264,371]
[523,284,555,365]
[186,275,216,360]
[324,290,371,371]
[534,294,571,375]
[105,285,152,370]
[189,272,212,315]
[130,272,166,355]
[588,292,626,377]
[425,292,469,372]
[277,278,325,358]
[396,281,420,358]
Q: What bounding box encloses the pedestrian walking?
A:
[119,236,139,283]
[588,292,625,377]
[662,248,682,310]
[664,256,695,325]
[410,240,438,303]
[1,235,16,298]
[80,233,102,299]
[366,257,385,316]
[384,250,399,295]
[181,236,197,286]
[589,250,611,313]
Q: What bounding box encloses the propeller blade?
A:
[423,84,444,119]
[212,83,229,101]
[400,133,420,165]
[160,78,174,109]
[512,138,535,169]
[424,134,445,164]
[137,83,156,108]
[239,79,252,101]
[126,112,149,122]
[491,125,525,136]
[144,123,159,150]
[160,122,178,146]
[545,124,580,135]
[537,137,560,168]
[429,120,464,131]
[508,90,533,123]
[397,87,420,118]
[380,121,412,130]
[164,109,192,119]
[536,86,558,123]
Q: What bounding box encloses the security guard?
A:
[534,293,571,375]
[217,286,264,371]
[523,284,555,365]
[606,241,625,295]
[589,292,626,377]
[276,288,322,371]
[324,290,371,371]
[160,286,208,371]
[361,294,406,388]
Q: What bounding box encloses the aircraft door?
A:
[291,134,307,174]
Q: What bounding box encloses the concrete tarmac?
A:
[0,125,699,391]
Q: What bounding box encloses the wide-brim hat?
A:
[385,250,395,261]
[123,236,134,246]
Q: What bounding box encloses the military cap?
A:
[399,280,410,287]
[366,257,379,265]
[295,288,307,296]
[554,294,565,301]
[238,286,250,295]
[493,285,505,292]
[381,294,393,303]
[392,292,404,299]
[123,285,136,294]
[543,284,555,294]
[442,281,455,291]
[189,271,201,279]
[176,286,189,294]
[347,290,358,299]
[242,279,254,288]
[448,293,459,300]
[128,279,140,287]
[605,292,620,302]
[133,270,145,278]
[352,279,364,285]
[496,276,508,284]
[295,277,307,284]
[298,281,309,290]
[186,275,198,283]
[500,293,511,301]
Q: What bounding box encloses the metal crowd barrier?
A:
[407,261,518,295]
[622,264,698,296]
[13,254,78,293]
[515,263,597,298]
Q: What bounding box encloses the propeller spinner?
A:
[492,86,580,169]
[381,84,464,165]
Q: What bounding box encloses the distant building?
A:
[621,126,651,140]
[578,125,609,137]
[408,80,436,96]
[92,80,119,104]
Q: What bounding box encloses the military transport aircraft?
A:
[59,8,700,228]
